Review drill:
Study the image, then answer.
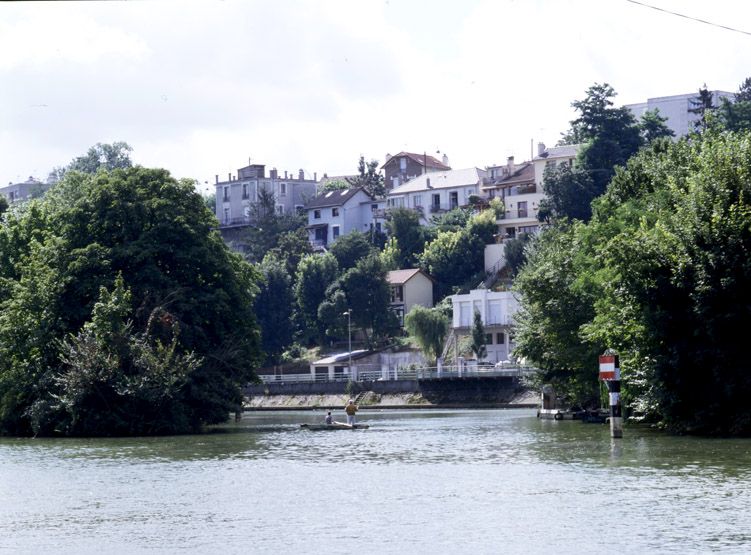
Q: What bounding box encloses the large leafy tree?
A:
[404,305,448,364]
[347,156,385,198]
[544,83,643,223]
[0,195,7,216]
[385,207,430,269]
[639,108,675,143]
[68,141,134,174]
[255,255,295,368]
[294,252,339,345]
[0,167,262,436]
[329,231,377,271]
[239,189,306,263]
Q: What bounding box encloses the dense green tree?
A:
[332,254,398,347]
[294,252,339,345]
[329,231,376,271]
[267,227,312,276]
[503,232,533,277]
[319,179,350,193]
[386,207,432,268]
[239,189,306,263]
[347,156,385,198]
[639,108,675,143]
[67,141,134,174]
[716,77,751,133]
[0,195,8,217]
[0,166,262,436]
[203,192,216,214]
[545,83,643,223]
[430,207,472,232]
[689,84,715,132]
[255,256,295,367]
[471,310,487,360]
[404,305,449,364]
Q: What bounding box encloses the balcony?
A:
[219,216,252,228]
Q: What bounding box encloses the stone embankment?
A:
[244,376,538,410]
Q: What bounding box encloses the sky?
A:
[2,0,751,194]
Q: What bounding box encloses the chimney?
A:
[228,172,231,181]
[314,172,317,181]
[215,174,219,184]
[384,153,392,164]
[507,156,514,174]
[537,142,546,157]
[426,177,432,189]
[284,170,288,179]
[299,169,304,180]
[442,153,449,167]
[270,168,277,179]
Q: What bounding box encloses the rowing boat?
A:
[300,422,370,430]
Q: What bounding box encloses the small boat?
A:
[300,421,370,430]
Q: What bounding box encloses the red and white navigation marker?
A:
[599,351,623,438]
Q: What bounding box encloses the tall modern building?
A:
[626,90,735,137]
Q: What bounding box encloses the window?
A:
[375,222,382,233]
[314,209,321,219]
[390,285,403,303]
[392,306,405,326]
[332,207,339,217]
[400,157,407,171]
[332,225,340,239]
[450,191,458,209]
[485,333,493,345]
[223,186,229,202]
[459,302,471,327]
[413,194,422,208]
[371,203,378,211]
[223,208,229,223]
[496,332,505,345]
[432,193,440,208]
[518,225,538,235]
[518,201,528,218]
[279,182,287,196]
[242,183,249,199]
[276,205,284,215]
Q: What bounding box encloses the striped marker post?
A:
[599,352,623,438]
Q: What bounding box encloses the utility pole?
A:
[343,310,352,380]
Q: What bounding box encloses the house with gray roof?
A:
[0,177,50,204]
[385,167,487,224]
[305,187,384,249]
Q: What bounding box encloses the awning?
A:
[305,223,329,230]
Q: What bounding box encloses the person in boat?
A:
[325,411,333,425]
[344,399,358,425]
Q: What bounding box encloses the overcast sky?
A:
[2,0,750,192]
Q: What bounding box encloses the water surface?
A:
[1,409,750,554]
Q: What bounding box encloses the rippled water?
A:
[2,409,750,554]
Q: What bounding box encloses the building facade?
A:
[450,289,519,363]
[386,167,486,224]
[0,177,50,204]
[214,163,318,229]
[626,90,735,137]
[387,269,434,325]
[381,151,451,191]
[305,187,382,249]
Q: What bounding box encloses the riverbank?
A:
[244,378,539,410]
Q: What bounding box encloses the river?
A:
[1,409,750,554]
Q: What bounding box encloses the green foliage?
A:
[0,195,7,217]
[67,141,134,174]
[689,84,715,133]
[404,305,448,364]
[203,192,216,214]
[430,207,471,232]
[0,166,262,436]
[639,108,675,143]
[385,207,432,268]
[547,83,644,223]
[419,209,497,299]
[239,189,306,263]
[518,130,751,434]
[347,156,385,198]
[319,179,350,193]
[294,252,339,344]
[503,232,533,277]
[716,78,751,133]
[330,231,376,271]
[323,254,398,347]
[471,310,487,360]
[255,256,295,366]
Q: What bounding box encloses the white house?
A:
[386,167,487,224]
[483,156,542,241]
[450,289,519,363]
[387,269,434,325]
[305,187,382,248]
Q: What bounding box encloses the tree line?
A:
[514,78,751,435]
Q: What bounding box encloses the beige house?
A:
[387,269,434,325]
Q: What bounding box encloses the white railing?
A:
[257,364,537,384]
